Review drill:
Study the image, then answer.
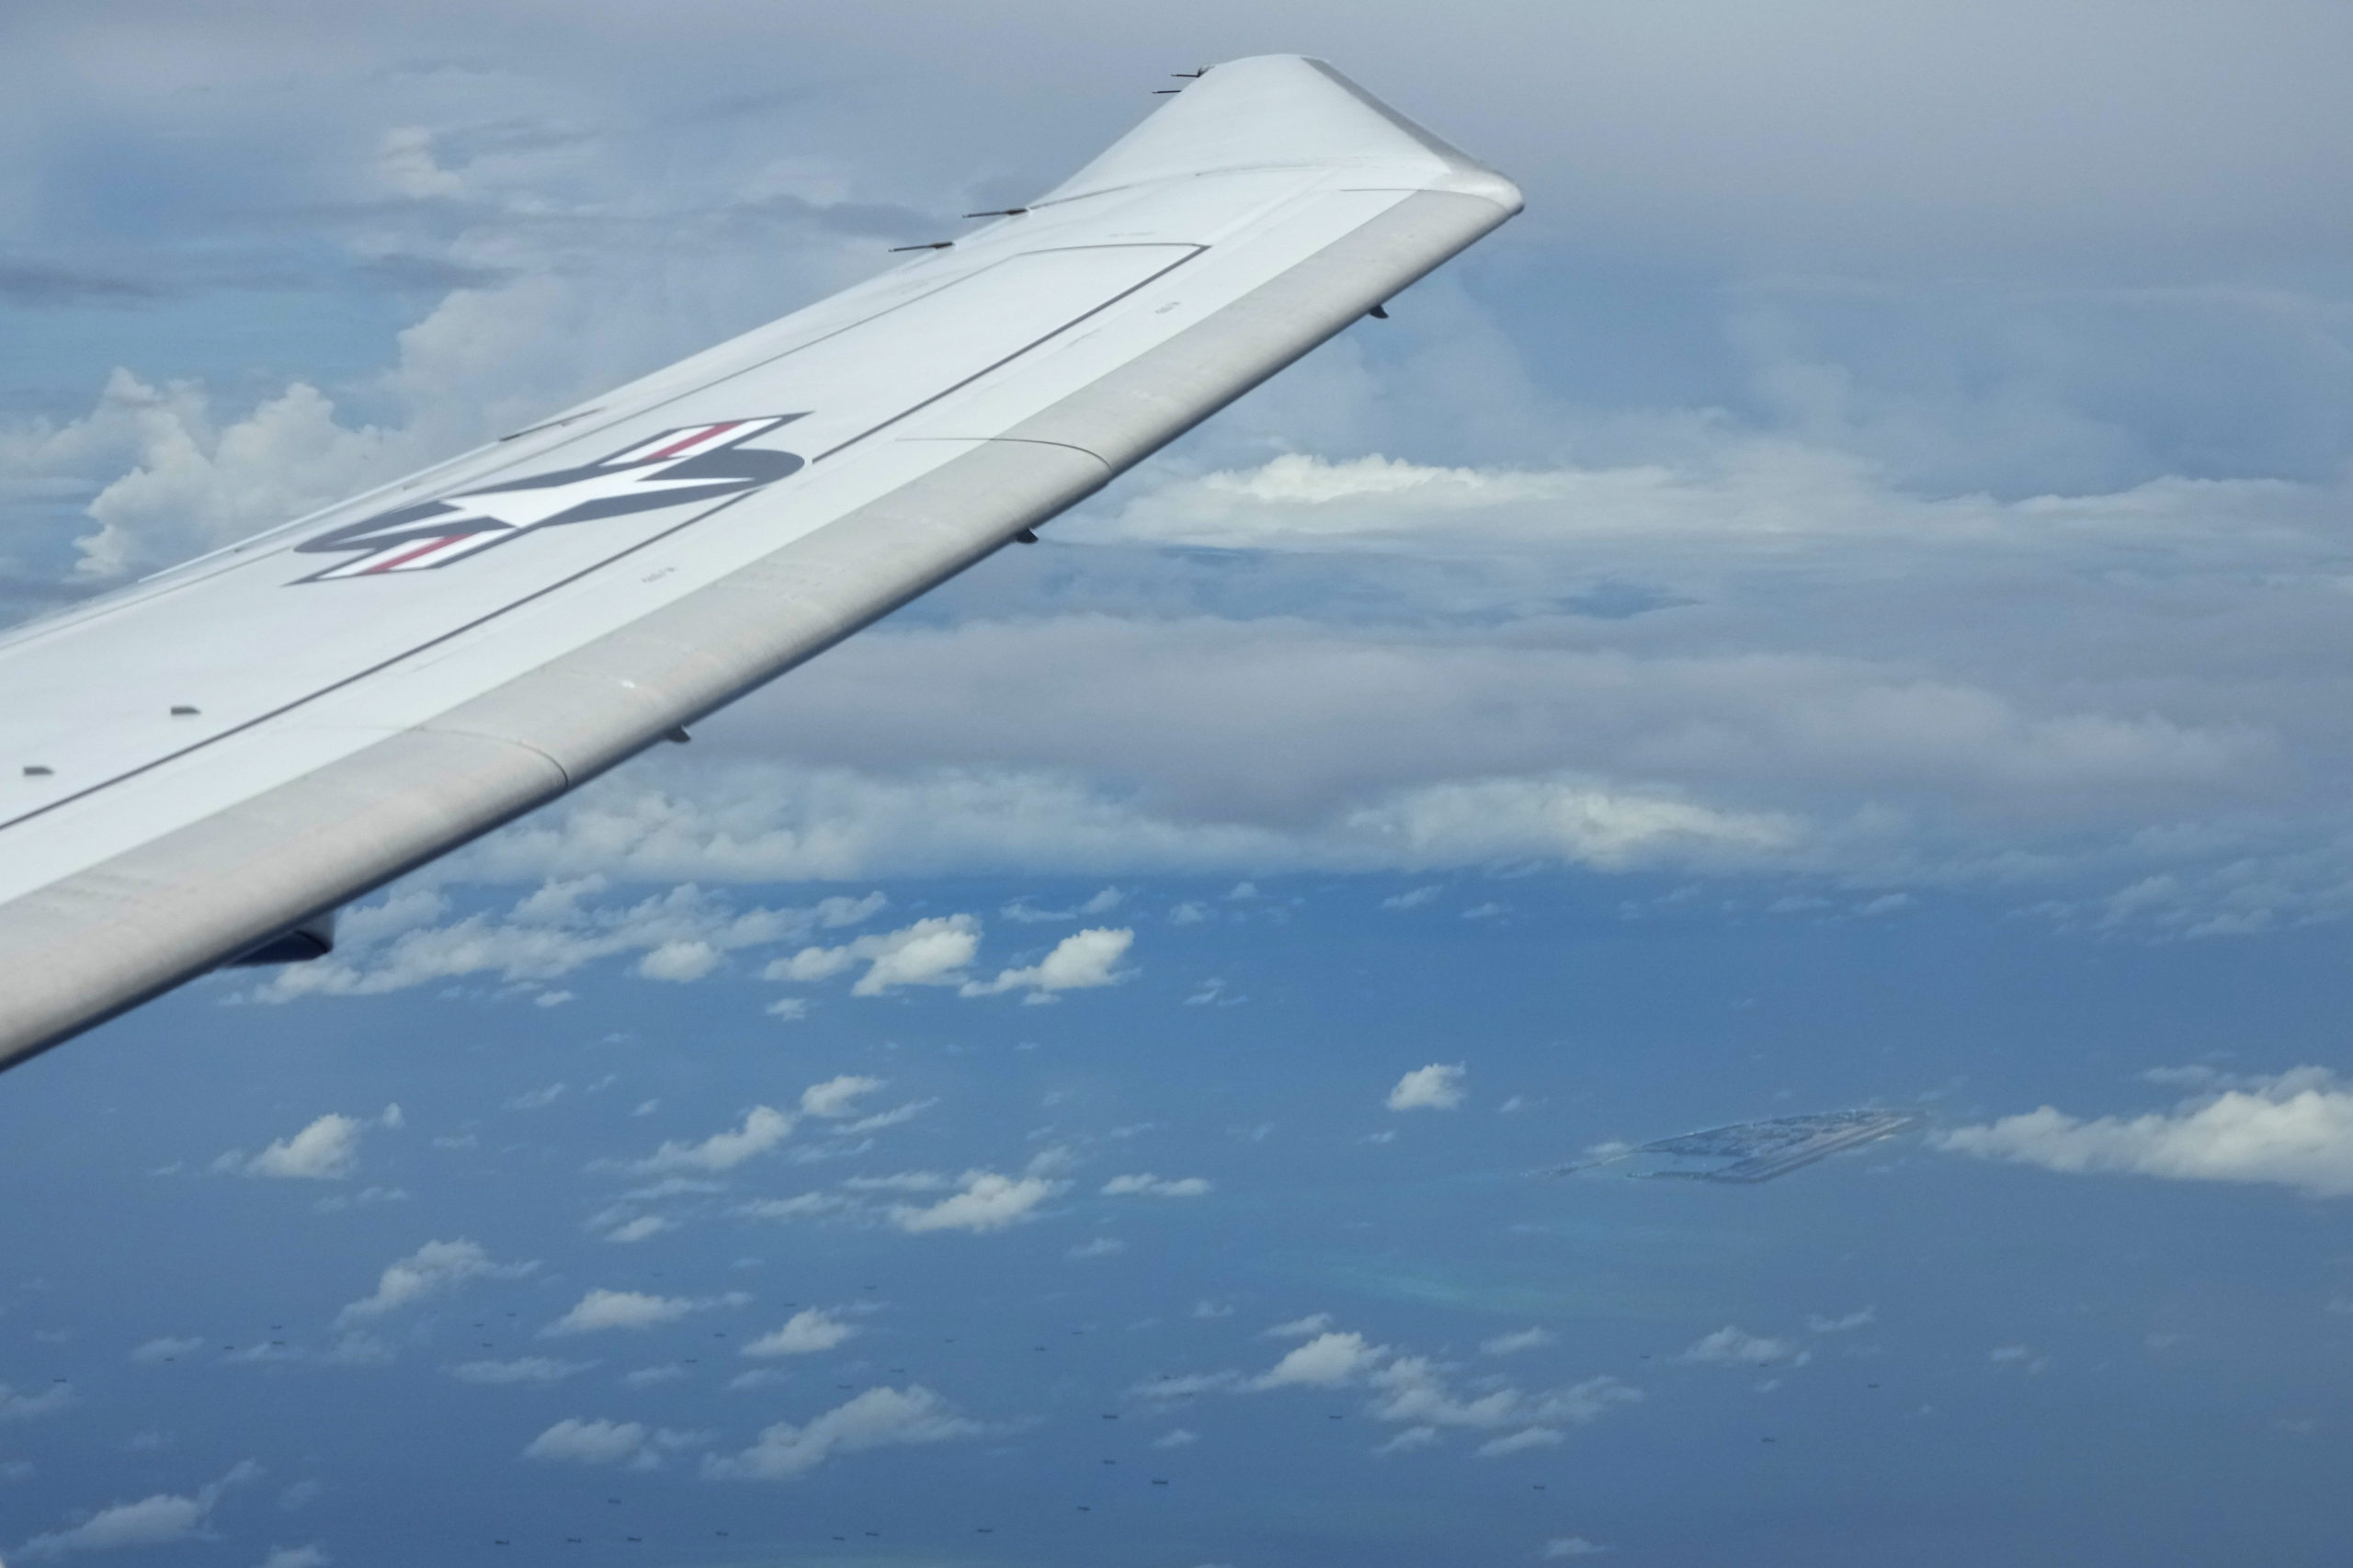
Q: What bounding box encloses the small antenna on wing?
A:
[962,208,1029,219]
[1173,67,1207,77]
[887,241,955,253]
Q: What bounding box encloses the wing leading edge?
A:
[0,55,1521,1074]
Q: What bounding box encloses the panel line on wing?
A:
[809,246,1205,463]
[0,487,773,838]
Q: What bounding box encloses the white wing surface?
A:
[0,56,1520,1072]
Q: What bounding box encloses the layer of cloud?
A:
[248,882,888,1004]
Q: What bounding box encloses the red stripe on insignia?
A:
[366,535,469,573]
[641,421,740,461]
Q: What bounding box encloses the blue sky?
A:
[6,3,2353,1565]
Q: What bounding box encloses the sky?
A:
[6,2,2353,1564]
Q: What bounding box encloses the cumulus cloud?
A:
[742,1310,857,1358]
[1937,1068,2353,1195]
[1100,1174,1211,1198]
[542,1289,746,1336]
[1254,1333,1387,1390]
[1387,1064,1467,1112]
[522,1418,649,1467]
[961,927,1135,1000]
[631,1107,795,1174]
[703,1386,982,1481]
[222,1115,365,1181]
[770,915,979,996]
[888,1172,1063,1234]
[1481,1328,1554,1356]
[18,1460,260,1558]
[336,1241,534,1325]
[799,1076,885,1119]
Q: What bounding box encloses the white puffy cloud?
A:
[1937,1068,2353,1195]
[1254,1333,1386,1390]
[1543,1539,1612,1558]
[703,1386,982,1481]
[336,1241,534,1325]
[887,1172,1063,1234]
[1100,1174,1211,1198]
[18,1460,259,1558]
[1678,1327,1808,1368]
[961,927,1135,1000]
[771,915,981,996]
[631,1107,795,1174]
[1387,1064,1467,1112]
[222,1115,364,1181]
[1481,1328,1554,1356]
[446,1358,596,1386]
[541,1289,746,1336]
[798,1077,885,1120]
[742,1311,857,1358]
[522,1418,649,1467]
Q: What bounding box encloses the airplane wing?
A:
[0,55,1520,1073]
